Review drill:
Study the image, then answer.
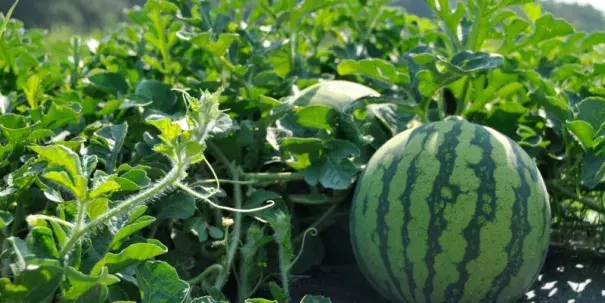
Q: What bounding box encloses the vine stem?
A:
[58,160,186,260]
[243,172,305,182]
[176,182,275,213]
[187,264,224,285]
[293,203,339,244]
[547,181,604,214]
[208,141,243,289]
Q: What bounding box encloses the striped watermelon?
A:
[291,80,379,109]
[349,117,551,303]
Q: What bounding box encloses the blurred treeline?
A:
[398,0,605,32]
[0,0,145,33]
[1,0,604,34]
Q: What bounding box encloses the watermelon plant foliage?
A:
[0,0,603,302]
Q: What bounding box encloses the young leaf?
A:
[89,181,121,199]
[30,145,83,182]
[63,266,120,300]
[26,226,59,259]
[89,239,168,276]
[87,198,110,220]
[135,260,190,303]
[109,215,156,251]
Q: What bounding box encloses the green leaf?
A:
[337,58,409,84]
[48,221,67,249]
[134,80,177,111]
[0,259,64,303]
[294,105,336,131]
[90,122,128,173]
[325,139,360,159]
[41,102,81,129]
[577,97,605,130]
[289,0,333,29]
[89,181,121,198]
[539,96,572,122]
[306,157,358,190]
[89,72,129,94]
[151,191,196,222]
[4,237,33,275]
[90,239,168,276]
[109,215,156,251]
[566,120,595,149]
[184,217,209,242]
[245,299,277,303]
[526,14,574,45]
[444,51,504,74]
[147,117,182,143]
[136,260,190,303]
[300,295,332,303]
[0,210,14,228]
[0,114,36,143]
[42,171,79,197]
[119,169,152,188]
[64,266,120,300]
[268,282,288,303]
[26,226,59,259]
[208,226,224,239]
[30,145,83,182]
[188,32,240,56]
[581,150,605,189]
[87,198,109,220]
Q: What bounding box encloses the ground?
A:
[285,222,605,303]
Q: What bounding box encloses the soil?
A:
[288,246,605,303]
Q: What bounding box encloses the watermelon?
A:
[291,80,380,109]
[349,117,551,303]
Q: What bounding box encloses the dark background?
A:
[0,0,604,34]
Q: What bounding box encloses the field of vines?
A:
[0,0,604,302]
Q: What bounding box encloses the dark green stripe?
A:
[350,167,394,301]
[395,125,437,302]
[376,126,430,303]
[422,122,463,301]
[483,138,533,302]
[445,124,496,302]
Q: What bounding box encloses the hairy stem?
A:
[209,141,243,289]
[58,161,185,260]
[278,244,291,299]
[243,172,305,183]
[177,182,274,213]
